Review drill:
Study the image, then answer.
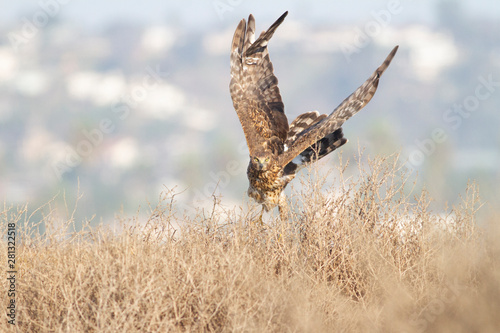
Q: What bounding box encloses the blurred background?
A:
[1,0,499,225]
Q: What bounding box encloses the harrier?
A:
[229,11,398,215]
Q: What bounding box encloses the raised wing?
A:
[278,45,399,167]
[229,12,289,156]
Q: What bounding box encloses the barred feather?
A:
[286,111,326,144]
[228,12,398,212]
[278,45,399,168]
[230,11,289,156]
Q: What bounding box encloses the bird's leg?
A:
[278,205,286,221]
[277,198,289,244]
[278,195,289,221]
[253,205,265,226]
[259,206,265,225]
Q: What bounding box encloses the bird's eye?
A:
[254,157,259,163]
[265,157,270,162]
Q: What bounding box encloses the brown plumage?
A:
[229,11,398,213]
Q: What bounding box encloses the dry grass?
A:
[2,154,500,332]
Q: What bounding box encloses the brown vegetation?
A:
[1,154,499,332]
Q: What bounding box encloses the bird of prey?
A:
[229,11,398,216]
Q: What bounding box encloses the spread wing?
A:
[278,45,399,167]
[229,12,289,156]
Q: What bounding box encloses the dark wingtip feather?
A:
[245,11,288,55]
[376,45,399,77]
[270,11,288,33]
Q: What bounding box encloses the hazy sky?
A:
[2,1,499,32]
[1,0,499,218]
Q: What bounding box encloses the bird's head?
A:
[250,154,271,171]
